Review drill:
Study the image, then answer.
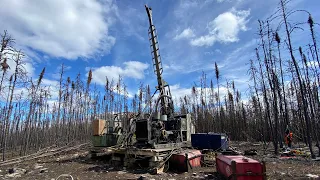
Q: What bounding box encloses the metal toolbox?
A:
[191,133,228,151]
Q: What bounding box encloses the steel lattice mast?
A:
[145,5,174,118]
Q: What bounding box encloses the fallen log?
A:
[0,143,88,166]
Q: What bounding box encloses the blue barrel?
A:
[191,133,228,151]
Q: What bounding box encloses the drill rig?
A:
[134,5,194,149]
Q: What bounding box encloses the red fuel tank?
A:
[216,155,266,180]
[169,149,202,172]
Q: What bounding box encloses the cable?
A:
[56,174,74,180]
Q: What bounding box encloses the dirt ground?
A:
[0,142,319,180]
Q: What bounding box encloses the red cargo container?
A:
[169,150,202,172]
[216,155,266,180]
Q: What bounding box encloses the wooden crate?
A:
[93,119,106,135]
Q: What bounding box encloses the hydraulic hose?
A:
[155,94,172,113]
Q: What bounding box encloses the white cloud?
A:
[170,84,192,101]
[307,61,319,68]
[190,35,217,47]
[0,78,59,102]
[2,50,35,78]
[170,84,229,105]
[89,61,149,85]
[1,87,28,101]
[0,0,117,59]
[190,8,250,47]
[45,86,59,101]
[42,78,59,87]
[174,28,195,40]
[23,62,35,77]
[6,59,34,78]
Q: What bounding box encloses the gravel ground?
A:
[0,141,319,180]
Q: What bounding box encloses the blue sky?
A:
[0,0,319,103]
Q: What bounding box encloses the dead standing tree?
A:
[215,62,223,132]
[1,51,27,160]
[56,64,64,143]
[279,0,314,158]
[21,67,45,155]
[85,70,92,137]
[0,31,14,93]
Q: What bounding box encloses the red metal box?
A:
[169,149,202,172]
[216,155,266,180]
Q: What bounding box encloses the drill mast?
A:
[145,5,174,118]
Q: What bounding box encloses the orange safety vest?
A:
[285,132,293,144]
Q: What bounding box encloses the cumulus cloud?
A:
[190,8,250,47]
[170,84,192,101]
[1,50,35,78]
[42,78,59,87]
[174,28,195,40]
[170,84,229,105]
[89,61,149,85]
[42,79,62,100]
[190,35,217,47]
[6,59,34,78]
[0,77,59,102]
[0,0,117,59]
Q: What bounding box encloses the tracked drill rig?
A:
[134,5,194,149]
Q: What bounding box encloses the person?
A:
[288,132,293,148]
[284,126,293,148]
